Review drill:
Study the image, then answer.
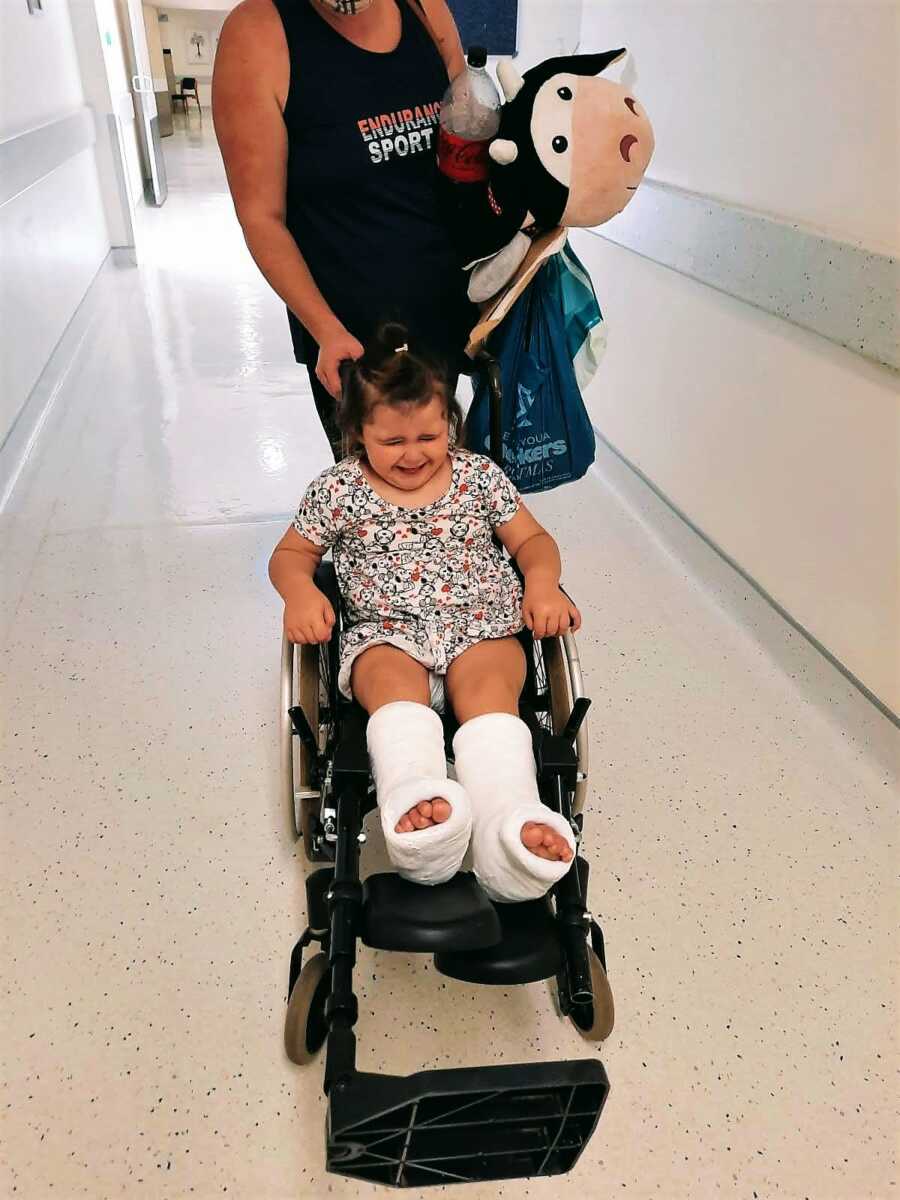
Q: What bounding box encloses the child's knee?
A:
[351,645,430,708]
[447,640,525,715]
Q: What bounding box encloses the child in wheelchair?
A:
[270,322,581,904]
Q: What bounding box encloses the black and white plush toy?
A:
[457,50,655,302]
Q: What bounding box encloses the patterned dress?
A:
[293,450,525,697]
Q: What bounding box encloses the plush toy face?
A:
[490,52,654,232]
[544,74,654,226]
[561,74,652,225]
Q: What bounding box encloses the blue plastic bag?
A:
[558,242,607,391]
[465,246,600,494]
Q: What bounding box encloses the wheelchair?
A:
[278,353,614,1188]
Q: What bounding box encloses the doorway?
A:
[117,0,168,205]
[147,6,230,134]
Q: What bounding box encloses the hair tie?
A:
[394,343,408,354]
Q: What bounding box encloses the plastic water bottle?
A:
[437,46,502,183]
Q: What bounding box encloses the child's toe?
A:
[395,799,452,834]
[431,798,452,824]
[520,822,544,850]
[520,822,573,862]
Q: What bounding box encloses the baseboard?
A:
[111,246,138,268]
[591,425,899,728]
[0,251,127,512]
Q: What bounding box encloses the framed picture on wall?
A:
[186,30,211,65]
[447,0,517,55]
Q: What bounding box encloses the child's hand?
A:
[522,583,582,640]
[284,588,336,644]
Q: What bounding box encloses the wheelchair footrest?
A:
[327,1059,609,1187]
[361,872,502,953]
[434,897,562,985]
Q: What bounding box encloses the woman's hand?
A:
[522,583,582,640]
[315,326,364,399]
[284,588,336,644]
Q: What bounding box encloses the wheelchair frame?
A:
[277,352,612,1188]
[281,625,591,850]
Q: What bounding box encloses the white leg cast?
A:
[366,701,471,886]
[453,713,575,903]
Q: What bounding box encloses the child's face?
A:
[361,395,450,491]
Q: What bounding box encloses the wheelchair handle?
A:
[289,704,318,760]
[562,697,591,745]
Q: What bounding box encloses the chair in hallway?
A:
[172,77,201,118]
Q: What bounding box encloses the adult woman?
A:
[213,0,477,457]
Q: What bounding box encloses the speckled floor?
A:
[2,121,897,1200]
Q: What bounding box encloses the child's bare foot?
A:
[395,798,452,834]
[521,821,573,862]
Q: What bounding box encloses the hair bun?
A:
[373,320,410,358]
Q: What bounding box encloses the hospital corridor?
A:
[1,3,898,1198]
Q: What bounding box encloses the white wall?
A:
[516,0,582,69]
[590,1,898,254]
[0,0,110,452]
[576,1,900,712]
[157,7,227,107]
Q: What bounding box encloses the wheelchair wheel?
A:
[296,642,330,859]
[539,633,590,815]
[540,636,571,734]
[281,634,300,835]
[281,564,341,860]
[297,643,319,789]
[284,951,330,1065]
[566,945,615,1042]
[281,634,326,850]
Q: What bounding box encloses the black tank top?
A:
[272,0,476,371]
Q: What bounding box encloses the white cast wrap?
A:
[453,713,576,902]
[366,701,471,886]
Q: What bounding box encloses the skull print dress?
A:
[292,450,525,697]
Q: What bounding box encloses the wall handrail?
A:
[591,177,899,371]
[0,107,96,210]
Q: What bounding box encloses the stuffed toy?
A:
[452,49,655,303]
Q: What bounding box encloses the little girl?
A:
[269,323,580,903]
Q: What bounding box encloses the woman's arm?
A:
[413,0,465,78]
[212,0,362,395]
